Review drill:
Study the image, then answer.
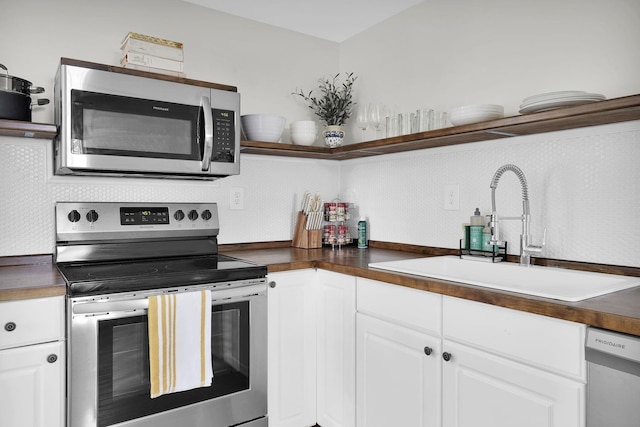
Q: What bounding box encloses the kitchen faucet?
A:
[489,164,545,266]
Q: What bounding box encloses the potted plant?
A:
[293,72,357,147]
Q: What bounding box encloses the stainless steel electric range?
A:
[55,202,268,427]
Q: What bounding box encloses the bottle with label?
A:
[469,208,484,250]
[482,217,494,252]
[357,217,368,249]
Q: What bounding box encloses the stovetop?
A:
[58,254,267,296]
[54,202,267,296]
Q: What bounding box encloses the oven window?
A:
[97,301,250,427]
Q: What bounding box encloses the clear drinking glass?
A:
[356,105,369,140]
[368,104,382,138]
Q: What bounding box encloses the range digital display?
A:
[120,207,170,225]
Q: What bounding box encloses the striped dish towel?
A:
[148,290,213,398]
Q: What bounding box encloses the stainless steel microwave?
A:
[54,58,240,180]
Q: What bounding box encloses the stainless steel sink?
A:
[368,256,640,302]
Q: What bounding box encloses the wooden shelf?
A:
[241,94,640,160]
[0,119,57,139]
[3,94,639,153]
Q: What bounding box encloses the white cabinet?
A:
[316,270,356,427]
[357,314,441,427]
[442,296,586,427]
[442,341,584,427]
[267,269,356,427]
[355,279,586,427]
[268,269,318,427]
[0,296,65,427]
[356,278,442,427]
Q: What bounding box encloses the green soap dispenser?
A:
[469,208,484,250]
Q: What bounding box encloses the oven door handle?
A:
[72,283,267,316]
[200,95,214,171]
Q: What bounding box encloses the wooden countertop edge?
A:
[314,261,639,334]
[223,242,640,336]
[3,245,639,335]
[0,255,66,302]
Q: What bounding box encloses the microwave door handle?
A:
[200,96,214,171]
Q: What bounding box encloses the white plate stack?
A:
[120,32,185,77]
[519,91,605,114]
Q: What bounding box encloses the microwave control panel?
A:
[212,108,235,163]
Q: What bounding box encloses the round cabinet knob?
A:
[86,209,99,223]
[424,346,432,356]
[201,209,212,221]
[4,322,16,332]
[188,210,199,221]
[442,352,452,362]
[47,354,58,364]
[174,210,185,221]
[269,281,276,288]
[67,210,81,222]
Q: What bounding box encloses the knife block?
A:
[292,211,322,249]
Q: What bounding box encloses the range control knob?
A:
[201,209,212,221]
[86,210,99,223]
[188,210,199,221]
[68,210,81,223]
[174,210,185,221]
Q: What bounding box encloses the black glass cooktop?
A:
[57,254,267,296]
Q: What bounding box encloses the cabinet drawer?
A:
[357,278,441,335]
[443,296,586,380]
[0,297,64,350]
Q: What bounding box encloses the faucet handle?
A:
[525,228,546,255]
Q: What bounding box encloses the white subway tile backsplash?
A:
[1,120,639,267]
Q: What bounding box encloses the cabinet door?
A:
[442,340,585,427]
[0,341,65,427]
[267,270,317,427]
[316,270,356,427]
[357,313,441,427]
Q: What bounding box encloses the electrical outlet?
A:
[444,184,459,211]
[230,187,244,210]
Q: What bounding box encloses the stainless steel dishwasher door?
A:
[586,327,640,427]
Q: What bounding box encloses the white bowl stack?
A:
[241,114,286,142]
[290,120,318,146]
[449,104,504,126]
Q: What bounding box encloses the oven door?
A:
[68,281,267,427]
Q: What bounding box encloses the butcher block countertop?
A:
[2,245,639,336]
[0,255,66,301]
[221,242,640,337]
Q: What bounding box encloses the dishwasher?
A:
[586,327,640,427]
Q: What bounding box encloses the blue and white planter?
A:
[322,125,344,148]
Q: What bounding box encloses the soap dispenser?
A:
[470,208,484,250]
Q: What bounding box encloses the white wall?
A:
[337,0,640,267]
[0,0,338,127]
[340,0,640,129]
[1,0,639,268]
[0,0,341,255]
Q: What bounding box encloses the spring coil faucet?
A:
[489,164,545,266]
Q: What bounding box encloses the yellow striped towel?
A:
[148,290,213,398]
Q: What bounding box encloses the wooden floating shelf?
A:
[240,94,640,160]
[0,119,57,140]
[3,94,639,158]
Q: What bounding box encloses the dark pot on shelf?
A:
[0,63,49,121]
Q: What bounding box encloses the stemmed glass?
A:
[356,105,369,141]
[368,104,382,138]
